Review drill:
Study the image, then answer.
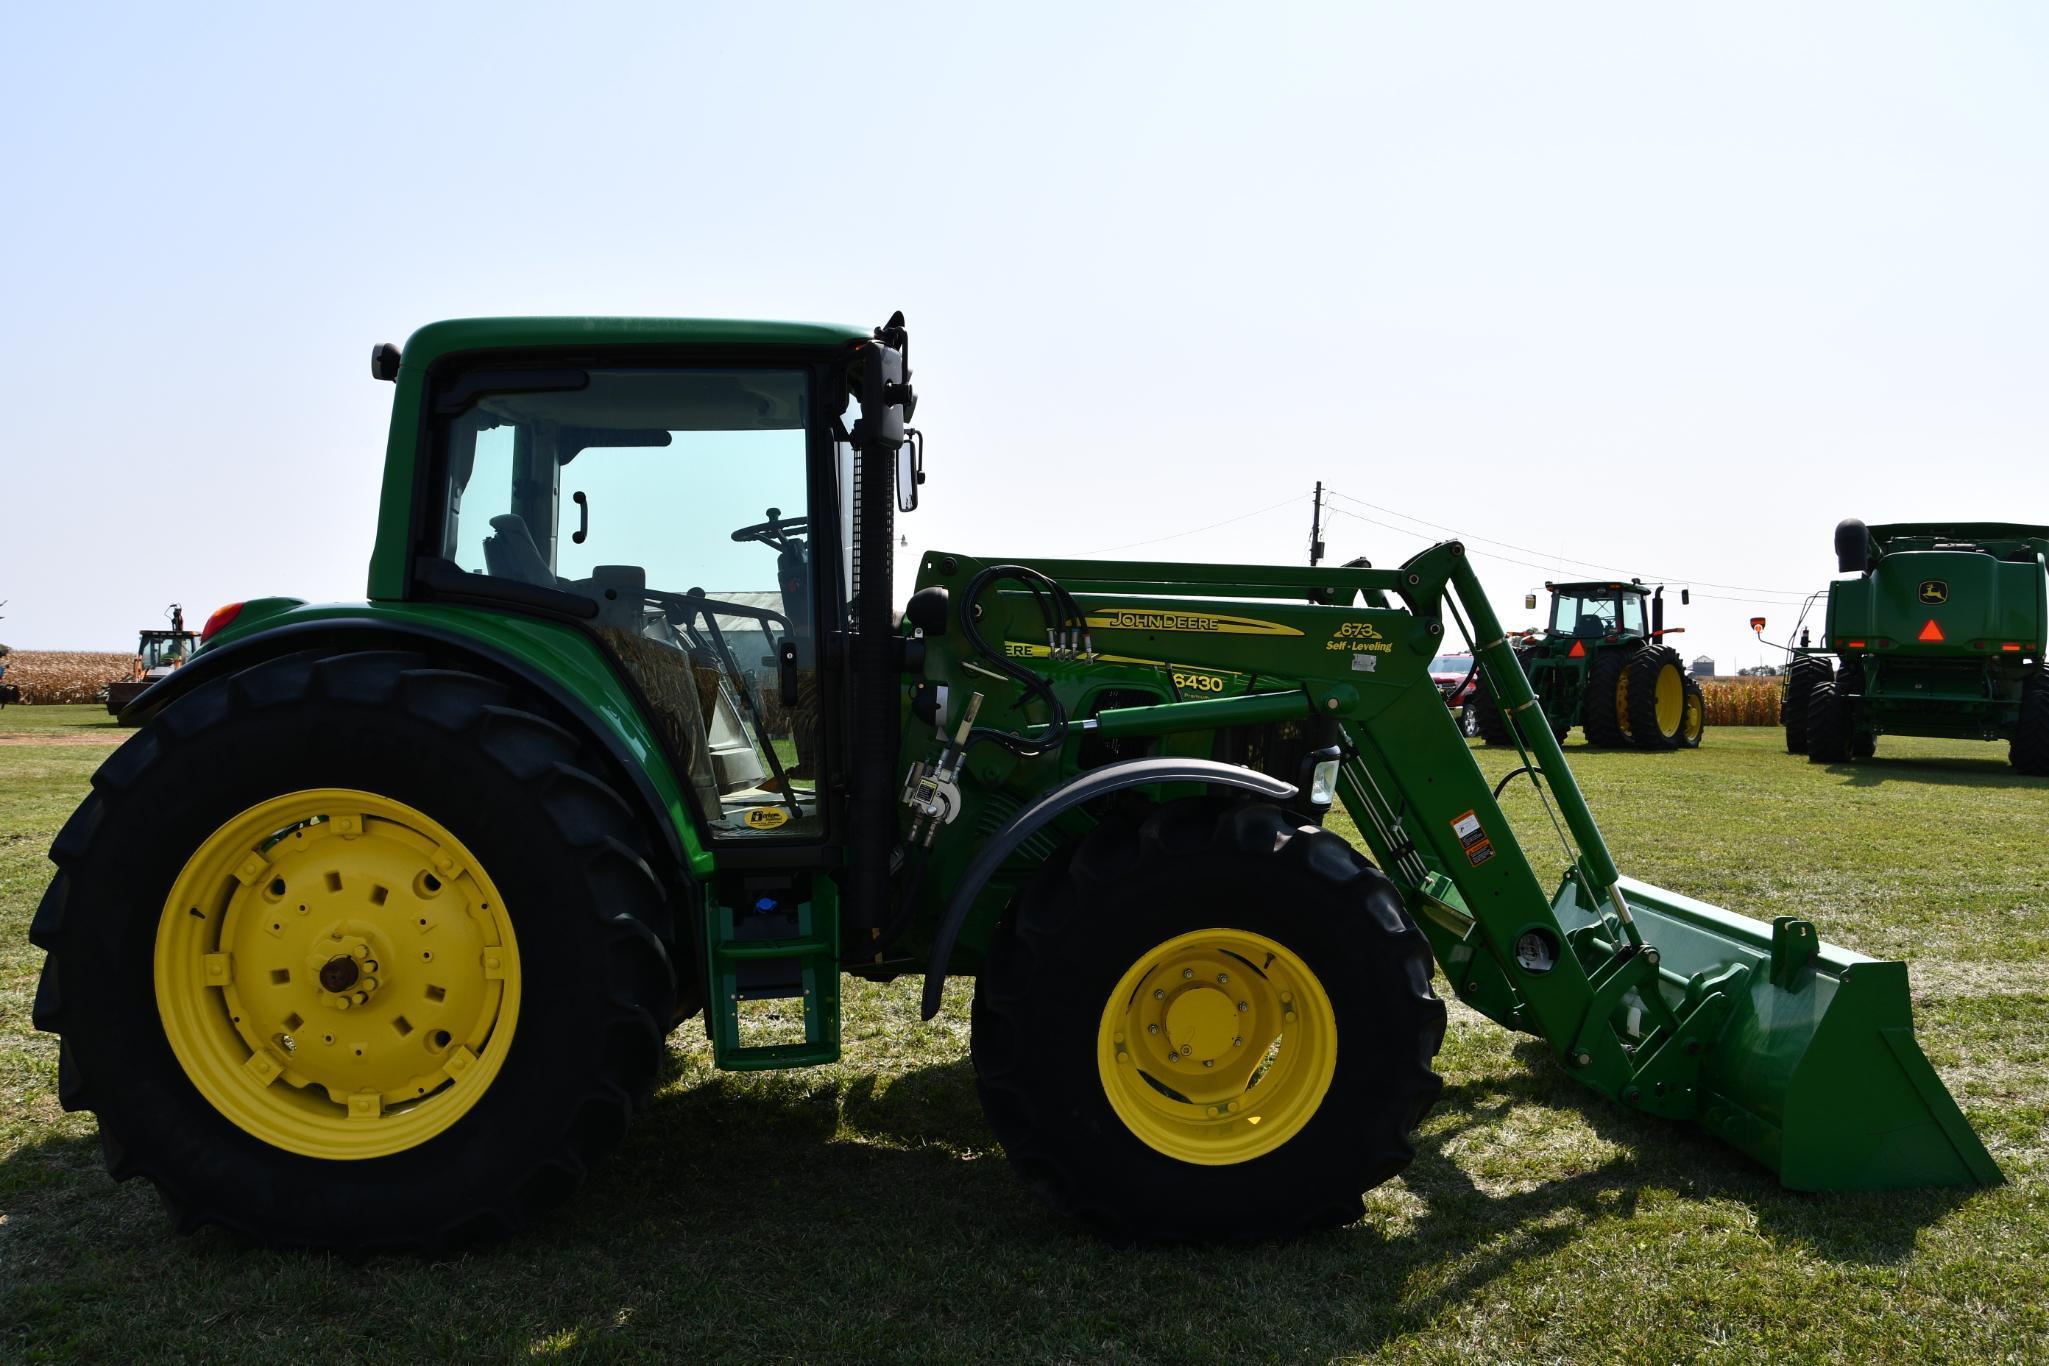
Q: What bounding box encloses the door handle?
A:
[779,638,800,707]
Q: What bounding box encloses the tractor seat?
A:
[482,514,557,587]
[1575,614,1608,638]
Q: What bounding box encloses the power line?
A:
[1321,488,1815,600]
[1319,507,1809,605]
[1084,490,1311,555]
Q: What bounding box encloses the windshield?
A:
[434,366,826,839]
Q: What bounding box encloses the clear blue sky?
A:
[3,2,2044,672]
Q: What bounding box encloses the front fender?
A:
[919,757,1297,1019]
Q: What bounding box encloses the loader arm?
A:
[901,541,1999,1192]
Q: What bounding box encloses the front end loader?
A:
[32,316,1998,1250]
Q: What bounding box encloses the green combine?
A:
[1471,579,1704,749]
[1787,520,2049,772]
[32,316,1997,1250]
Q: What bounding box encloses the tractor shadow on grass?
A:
[552,1043,1974,1355]
[1821,755,2044,789]
[0,1044,1981,1360]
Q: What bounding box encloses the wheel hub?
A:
[155,789,521,1160]
[1098,929,1337,1166]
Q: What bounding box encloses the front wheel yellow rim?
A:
[155,789,520,1160]
[1097,928,1336,1166]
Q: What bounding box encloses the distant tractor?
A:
[106,605,202,720]
[1785,521,2049,772]
[1472,580,1702,750]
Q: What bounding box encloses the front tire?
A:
[1677,676,1705,748]
[971,799,1445,1242]
[30,651,676,1250]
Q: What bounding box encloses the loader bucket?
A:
[1549,874,2002,1191]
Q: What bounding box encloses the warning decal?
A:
[1450,809,1496,867]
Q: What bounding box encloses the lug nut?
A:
[1232,1036,1243,1047]
[1148,1024,1159,1034]
[1216,972,1229,984]
[1237,1001,1249,1013]
[1182,968,1194,980]
[1153,989,1165,1001]
[1203,1059,1214,1068]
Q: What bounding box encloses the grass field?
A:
[3,706,2045,1361]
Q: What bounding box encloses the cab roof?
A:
[398,316,872,371]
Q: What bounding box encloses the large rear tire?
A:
[1471,675,1513,745]
[30,651,677,1250]
[2013,671,2049,775]
[971,798,1445,1242]
[1623,646,1687,750]
[1806,676,1852,763]
[1580,647,1634,748]
[1784,658,1829,754]
[1837,660,1876,758]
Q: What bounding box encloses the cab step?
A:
[703,878,841,1070]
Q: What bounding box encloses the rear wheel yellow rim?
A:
[155,789,520,1160]
[1682,688,1704,742]
[1097,928,1336,1166]
[1655,664,1683,732]
[1613,664,1633,737]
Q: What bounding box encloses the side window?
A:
[448,427,518,574]
[1552,595,1580,634]
[1621,596,1646,634]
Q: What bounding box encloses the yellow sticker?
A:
[743,806,791,830]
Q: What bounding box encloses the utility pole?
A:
[1308,482,1325,567]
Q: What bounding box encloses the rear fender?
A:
[121,613,710,892]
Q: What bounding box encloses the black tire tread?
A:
[971,798,1445,1243]
[1581,646,1634,748]
[30,650,677,1252]
[1624,645,1686,751]
[1784,657,1829,754]
[1806,676,1850,763]
[2013,671,2049,775]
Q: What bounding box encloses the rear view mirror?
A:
[1524,593,1537,611]
[896,430,925,513]
[1681,589,1690,606]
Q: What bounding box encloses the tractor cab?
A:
[136,628,200,674]
[1542,581,1651,646]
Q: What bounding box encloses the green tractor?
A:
[1786,520,2049,772]
[33,316,1995,1250]
[1471,580,1703,749]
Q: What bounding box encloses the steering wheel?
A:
[730,507,810,549]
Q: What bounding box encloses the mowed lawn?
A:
[2,705,2045,1361]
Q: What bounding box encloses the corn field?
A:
[1700,678,1783,726]
[0,652,135,705]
